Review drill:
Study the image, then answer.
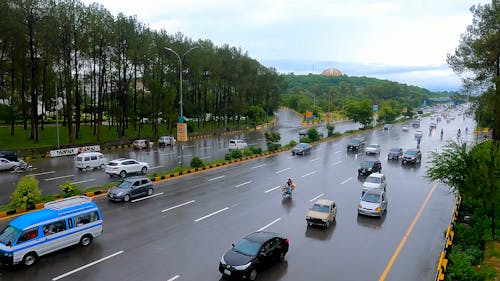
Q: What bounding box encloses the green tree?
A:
[264,131,281,151]
[10,175,42,209]
[247,105,266,126]
[307,128,320,142]
[344,99,373,128]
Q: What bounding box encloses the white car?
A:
[158,136,176,146]
[362,173,387,193]
[401,125,409,132]
[415,130,423,138]
[133,139,150,149]
[105,158,149,178]
[0,157,20,171]
[228,139,248,150]
[365,144,381,155]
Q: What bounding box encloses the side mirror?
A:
[231,243,235,248]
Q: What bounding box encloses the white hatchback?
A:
[228,139,248,150]
[365,144,381,155]
[105,158,149,178]
[362,173,387,193]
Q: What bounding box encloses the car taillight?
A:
[285,239,289,245]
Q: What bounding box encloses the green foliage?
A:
[224,153,232,160]
[229,149,243,159]
[444,251,482,281]
[249,146,262,154]
[264,131,281,151]
[307,128,320,142]
[329,132,342,137]
[190,157,204,168]
[344,99,373,128]
[243,148,254,157]
[287,140,298,148]
[60,181,82,198]
[247,105,266,125]
[10,176,42,209]
[344,129,359,134]
[426,141,471,191]
[326,124,335,137]
[299,137,311,143]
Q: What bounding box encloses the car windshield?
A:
[117,181,133,189]
[297,144,308,148]
[350,139,361,144]
[233,238,261,256]
[108,162,119,166]
[389,148,400,153]
[368,145,378,148]
[365,177,381,184]
[406,150,417,156]
[311,204,329,213]
[361,161,374,168]
[362,193,381,203]
[0,225,21,245]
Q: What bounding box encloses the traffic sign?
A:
[177,123,187,141]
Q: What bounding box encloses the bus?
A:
[0,196,103,266]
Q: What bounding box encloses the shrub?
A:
[344,129,359,134]
[225,153,232,160]
[330,132,342,137]
[445,251,482,281]
[60,181,82,197]
[10,175,42,209]
[287,140,297,148]
[190,157,204,168]
[266,143,281,152]
[230,149,243,159]
[307,128,320,142]
[299,137,311,143]
[243,148,254,157]
[327,124,335,136]
[250,146,262,154]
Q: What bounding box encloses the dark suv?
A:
[347,137,366,152]
[107,176,154,202]
[402,149,422,164]
[0,151,18,162]
[358,159,382,176]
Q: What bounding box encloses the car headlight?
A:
[321,219,327,222]
[220,256,226,265]
[233,262,252,270]
[375,207,381,212]
[306,216,311,220]
[117,192,123,196]
[368,168,372,171]
[358,204,362,209]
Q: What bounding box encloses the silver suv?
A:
[105,158,149,178]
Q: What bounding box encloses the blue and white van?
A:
[0,196,103,266]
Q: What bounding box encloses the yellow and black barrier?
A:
[435,196,461,281]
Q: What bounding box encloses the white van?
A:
[228,139,248,150]
[75,152,107,171]
[0,196,103,266]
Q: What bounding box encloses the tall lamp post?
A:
[165,46,199,166]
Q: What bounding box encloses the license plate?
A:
[224,269,231,275]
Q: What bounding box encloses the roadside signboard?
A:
[373,105,378,113]
[177,123,187,142]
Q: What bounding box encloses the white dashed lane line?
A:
[52,251,124,281]
[45,174,74,181]
[194,207,229,222]
[257,218,281,232]
[167,275,180,281]
[309,158,320,162]
[235,181,252,187]
[131,192,164,203]
[340,177,353,185]
[161,200,196,213]
[208,175,225,181]
[301,171,317,178]
[335,150,342,154]
[331,161,343,166]
[310,193,324,202]
[275,168,291,174]
[265,186,282,193]
[31,171,56,176]
[251,164,267,169]
[149,165,164,170]
[71,178,96,185]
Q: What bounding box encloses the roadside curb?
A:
[435,195,461,281]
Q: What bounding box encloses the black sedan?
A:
[291,142,312,155]
[219,231,289,281]
[387,147,403,160]
[358,159,382,176]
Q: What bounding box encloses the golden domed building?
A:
[320,68,343,77]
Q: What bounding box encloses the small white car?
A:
[158,136,176,146]
[365,144,381,155]
[415,130,423,138]
[228,139,248,150]
[105,158,149,178]
[362,173,387,193]
[0,157,20,171]
[358,190,388,217]
[401,125,409,132]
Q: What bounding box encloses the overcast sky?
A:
[82,0,489,91]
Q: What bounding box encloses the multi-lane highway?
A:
[0,108,475,281]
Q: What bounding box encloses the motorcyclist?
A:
[440,128,443,140]
[285,178,295,195]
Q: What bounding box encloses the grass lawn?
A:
[0,118,272,151]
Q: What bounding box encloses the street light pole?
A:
[55,81,60,149]
[165,46,199,166]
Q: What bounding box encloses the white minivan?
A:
[228,139,248,150]
[75,152,107,171]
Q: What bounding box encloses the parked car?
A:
[75,152,107,172]
[228,139,248,150]
[365,144,381,155]
[158,136,176,146]
[402,149,422,164]
[0,157,21,171]
[0,151,18,162]
[132,139,150,149]
[358,159,382,176]
[306,199,337,228]
[107,176,154,202]
[291,143,312,155]
[362,173,387,193]
[401,125,409,132]
[105,158,149,178]
[383,124,392,130]
[387,147,403,160]
[358,190,388,217]
[298,129,308,137]
[347,137,366,151]
[219,231,289,281]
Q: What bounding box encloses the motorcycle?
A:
[14,160,33,173]
[282,185,293,200]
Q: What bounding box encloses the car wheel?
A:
[99,164,104,169]
[279,251,286,261]
[80,235,93,246]
[78,168,83,172]
[85,166,91,172]
[123,194,130,202]
[119,170,127,178]
[23,252,37,266]
[141,166,147,174]
[147,188,153,196]
[249,268,258,281]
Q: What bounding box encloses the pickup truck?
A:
[306,199,337,228]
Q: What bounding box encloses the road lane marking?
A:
[160,152,174,156]
[178,154,192,157]
[149,165,164,170]
[257,218,281,231]
[265,186,282,193]
[309,157,320,162]
[335,150,342,154]
[52,250,124,281]
[167,275,180,281]
[340,177,353,184]
[185,145,197,148]
[161,200,196,213]
[301,171,317,178]
[199,156,211,159]
[275,168,291,174]
[45,174,74,181]
[287,155,298,159]
[309,193,324,202]
[71,178,96,185]
[194,207,229,222]
[131,192,164,203]
[251,164,267,169]
[31,171,56,176]
[235,181,252,187]
[331,161,343,166]
[378,181,439,281]
[208,175,225,181]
